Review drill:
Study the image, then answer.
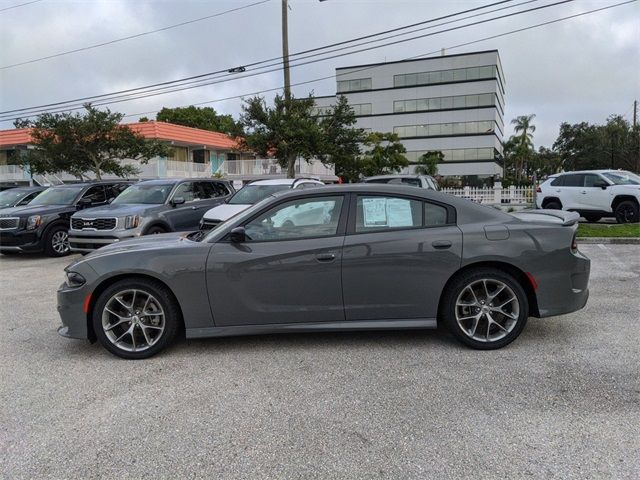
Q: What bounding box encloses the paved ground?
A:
[0,245,639,479]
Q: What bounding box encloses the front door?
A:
[165,181,201,230]
[581,173,613,212]
[206,194,347,326]
[341,194,462,320]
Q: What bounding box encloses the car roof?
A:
[135,178,231,186]
[364,174,431,180]
[48,180,134,189]
[554,170,627,175]
[248,178,322,186]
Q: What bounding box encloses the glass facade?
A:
[394,65,500,88]
[337,77,372,93]
[394,121,495,138]
[351,103,372,115]
[405,148,495,162]
[394,93,495,113]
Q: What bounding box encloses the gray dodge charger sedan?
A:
[57,184,590,359]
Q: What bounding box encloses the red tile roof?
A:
[0,121,238,150]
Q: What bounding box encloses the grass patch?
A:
[577,223,640,238]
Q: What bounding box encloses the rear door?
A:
[560,174,585,209]
[341,193,462,320]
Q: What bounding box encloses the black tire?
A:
[544,200,562,210]
[146,225,168,235]
[44,224,71,257]
[92,278,181,359]
[441,268,529,350]
[583,214,602,223]
[614,200,639,224]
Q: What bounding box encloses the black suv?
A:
[0,181,131,257]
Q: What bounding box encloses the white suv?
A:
[199,178,324,230]
[536,170,640,223]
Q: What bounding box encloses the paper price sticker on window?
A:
[362,197,415,228]
[362,197,388,227]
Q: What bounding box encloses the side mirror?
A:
[229,226,246,243]
[77,198,92,209]
[171,196,185,207]
[594,181,608,189]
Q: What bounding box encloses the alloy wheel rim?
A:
[102,289,165,352]
[455,279,519,343]
[619,205,636,222]
[52,231,69,254]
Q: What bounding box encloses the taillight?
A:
[536,186,542,193]
[571,232,578,253]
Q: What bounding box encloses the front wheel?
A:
[441,268,529,350]
[44,225,71,257]
[615,201,639,224]
[146,225,168,235]
[92,278,181,359]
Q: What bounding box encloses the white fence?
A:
[0,164,27,182]
[441,185,535,206]
[220,158,337,180]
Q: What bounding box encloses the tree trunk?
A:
[286,153,296,179]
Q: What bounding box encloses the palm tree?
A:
[510,114,536,181]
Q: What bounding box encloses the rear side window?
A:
[563,174,584,187]
[355,196,423,232]
[583,174,602,187]
[550,176,564,187]
[82,185,107,204]
[197,181,229,199]
[425,202,448,226]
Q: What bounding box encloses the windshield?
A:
[29,186,83,206]
[0,189,30,208]
[602,171,640,185]
[112,184,174,204]
[228,184,291,205]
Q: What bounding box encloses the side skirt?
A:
[186,318,438,339]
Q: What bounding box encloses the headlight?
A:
[124,215,140,229]
[65,271,86,288]
[26,215,41,230]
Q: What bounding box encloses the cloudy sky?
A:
[0,0,638,148]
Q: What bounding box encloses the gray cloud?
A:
[1,0,638,148]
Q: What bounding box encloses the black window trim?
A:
[221,192,350,243]
[345,192,456,236]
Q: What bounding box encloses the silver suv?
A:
[536,170,640,223]
[69,178,234,252]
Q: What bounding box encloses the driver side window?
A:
[172,182,195,202]
[244,196,344,241]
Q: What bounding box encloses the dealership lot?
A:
[0,245,638,478]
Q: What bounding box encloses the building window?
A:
[405,148,495,162]
[393,121,496,138]
[337,77,372,93]
[168,146,188,162]
[393,93,496,113]
[393,65,498,88]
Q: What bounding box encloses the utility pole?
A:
[281,0,291,103]
[633,100,637,129]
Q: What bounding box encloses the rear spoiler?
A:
[511,209,580,226]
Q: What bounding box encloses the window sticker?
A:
[362,198,388,227]
[386,198,413,227]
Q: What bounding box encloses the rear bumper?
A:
[534,252,591,318]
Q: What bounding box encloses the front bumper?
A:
[57,282,91,340]
[69,229,137,252]
[0,230,42,252]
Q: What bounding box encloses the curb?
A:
[577,237,640,245]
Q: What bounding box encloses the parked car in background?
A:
[536,170,640,223]
[58,184,590,359]
[363,174,440,190]
[199,178,324,230]
[0,181,131,256]
[68,178,234,253]
[0,186,46,209]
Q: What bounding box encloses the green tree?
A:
[16,104,169,180]
[510,114,536,182]
[414,151,443,176]
[358,132,409,179]
[156,106,244,137]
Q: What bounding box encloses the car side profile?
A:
[68,178,234,252]
[58,184,590,359]
[0,181,131,256]
[536,170,640,223]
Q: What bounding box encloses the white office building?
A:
[315,50,505,183]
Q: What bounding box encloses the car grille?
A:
[200,219,222,231]
[71,217,117,230]
[0,217,20,230]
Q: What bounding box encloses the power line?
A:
[0,0,273,70]
[117,0,637,121]
[2,0,573,120]
[1,0,521,114]
[0,0,43,13]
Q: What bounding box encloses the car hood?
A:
[202,203,250,221]
[82,231,197,259]
[0,204,72,217]
[73,203,156,218]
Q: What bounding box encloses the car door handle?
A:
[432,240,452,249]
[315,253,336,262]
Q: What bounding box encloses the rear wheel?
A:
[583,214,602,223]
[442,268,529,350]
[544,200,562,210]
[44,225,70,257]
[93,278,181,359]
[614,201,639,224]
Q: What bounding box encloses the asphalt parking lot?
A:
[1,245,639,479]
